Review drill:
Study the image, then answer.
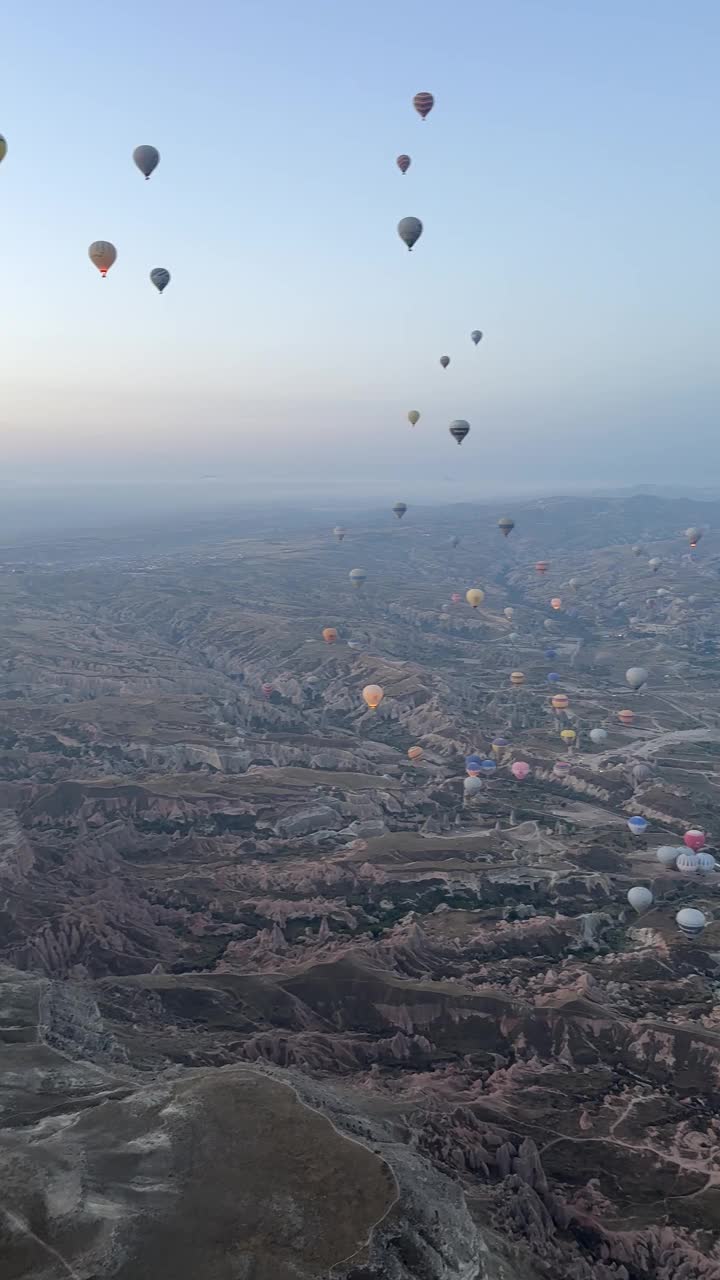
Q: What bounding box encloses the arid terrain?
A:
[2,493,720,1279]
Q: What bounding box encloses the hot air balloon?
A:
[261,682,274,699]
[466,588,484,608]
[349,568,367,588]
[471,330,483,345]
[362,684,384,710]
[560,728,576,744]
[396,154,411,174]
[535,561,549,574]
[677,852,700,873]
[0,135,7,164]
[684,829,706,852]
[657,845,681,866]
[408,410,420,426]
[627,816,648,835]
[333,526,346,542]
[685,526,702,548]
[511,761,530,780]
[503,607,514,621]
[479,759,496,776]
[648,557,661,573]
[397,217,423,251]
[656,588,669,597]
[449,420,469,444]
[568,578,580,591]
[628,886,653,912]
[322,628,338,644]
[544,648,557,660]
[590,728,607,744]
[554,760,571,776]
[449,535,460,549]
[697,852,717,871]
[626,667,649,691]
[465,755,483,776]
[498,517,515,538]
[440,355,451,369]
[551,694,569,711]
[550,597,562,611]
[464,776,483,797]
[631,762,652,785]
[392,502,408,520]
[408,746,423,762]
[618,709,635,726]
[510,671,525,686]
[413,92,434,119]
[150,268,170,294]
[508,632,519,642]
[676,907,706,936]
[631,544,644,557]
[547,672,560,683]
[492,736,509,757]
[133,145,160,179]
[88,241,117,277]
[451,592,462,603]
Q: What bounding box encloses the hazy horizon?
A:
[1,0,719,497]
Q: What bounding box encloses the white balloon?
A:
[676,907,706,935]
[676,852,700,873]
[656,845,681,866]
[627,886,653,912]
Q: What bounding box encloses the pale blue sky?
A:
[1,0,718,498]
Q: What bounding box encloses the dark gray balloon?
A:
[397,217,423,251]
[133,145,160,179]
[150,268,170,294]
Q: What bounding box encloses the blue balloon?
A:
[492,736,510,748]
[547,672,560,683]
[627,816,648,835]
[465,754,484,774]
[479,759,497,775]
[544,648,557,659]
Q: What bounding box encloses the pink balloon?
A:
[684,829,706,852]
[511,761,530,780]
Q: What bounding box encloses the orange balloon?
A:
[618,709,635,725]
[322,627,338,644]
[551,694,569,711]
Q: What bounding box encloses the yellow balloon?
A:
[466,588,485,608]
[362,684,384,710]
[561,728,576,742]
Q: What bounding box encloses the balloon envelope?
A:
[396,154,411,174]
[349,568,367,587]
[413,92,434,118]
[464,776,483,796]
[510,671,525,685]
[133,144,160,178]
[440,356,451,369]
[676,907,706,935]
[511,761,530,780]
[656,845,681,866]
[362,684,384,710]
[322,628,337,644]
[471,330,483,345]
[677,852,700,873]
[407,746,423,761]
[551,694,569,710]
[684,829,706,851]
[88,241,117,276]
[628,886,653,912]
[697,852,717,871]
[550,597,562,610]
[150,267,170,294]
[392,502,408,519]
[333,526,346,541]
[449,420,470,444]
[408,410,420,426]
[465,754,484,775]
[397,216,423,250]
[466,588,484,608]
[626,667,649,691]
[0,135,7,163]
[503,607,514,621]
[590,728,607,743]
[627,816,648,835]
[498,517,515,537]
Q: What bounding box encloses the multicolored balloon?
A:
[449,420,470,444]
[627,816,648,835]
[413,92,435,119]
[349,568,367,588]
[396,154,411,174]
[150,267,170,294]
[498,517,515,538]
